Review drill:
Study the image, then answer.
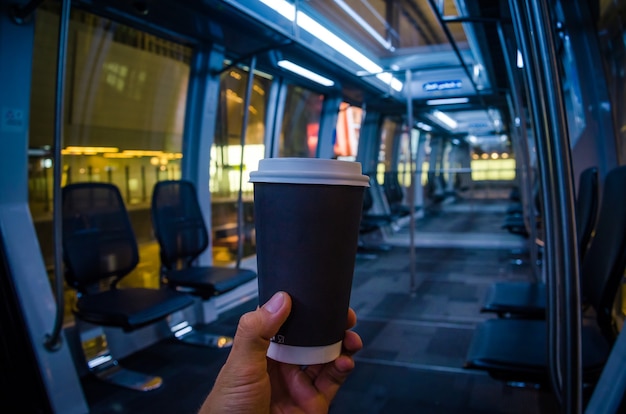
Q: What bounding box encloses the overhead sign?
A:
[423,80,463,92]
[407,67,484,99]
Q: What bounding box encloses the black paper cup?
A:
[249,158,369,365]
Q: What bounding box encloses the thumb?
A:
[230,291,292,361]
[199,293,292,413]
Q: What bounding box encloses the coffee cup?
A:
[249,157,369,365]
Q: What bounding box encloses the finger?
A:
[342,330,363,355]
[310,328,362,401]
[297,329,362,382]
[345,308,357,329]
[230,292,292,362]
[313,352,357,402]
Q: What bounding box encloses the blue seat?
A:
[481,166,599,318]
[151,180,257,347]
[464,165,626,387]
[62,182,195,391]
[151,180,257,300]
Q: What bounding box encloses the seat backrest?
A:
[383,171,404,205]
[581,165,626,342]
[575,166,599,260]
[151,180,209,270]
[62,182,139,293]
[362,183,374,212]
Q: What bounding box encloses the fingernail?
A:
[263,292,284,314]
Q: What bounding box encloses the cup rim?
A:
[249,158,370,187]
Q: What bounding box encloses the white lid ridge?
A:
[249,158,370,187]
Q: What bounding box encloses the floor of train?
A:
[81,191,566,413]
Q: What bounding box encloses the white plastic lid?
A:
[249,158,370,187]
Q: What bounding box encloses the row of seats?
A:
[358,172,421,247]
[464,165,626,389]
[483,166,599,318]
[382,171,420,218]
[358,174,406,255]
[501,180,541,237]
[62,180,257,390]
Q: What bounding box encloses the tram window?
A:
[334,103,362,160]
[377,117,400,181]
[597,2,626,164]
[211,66,271,262]
[279,85,323,158]
[28,6,191,321]
[555,3,586,146]
[29,7,190,217]
[212,66,269,198]
[376,117,423,199]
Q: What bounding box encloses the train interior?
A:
[1,0,626,413]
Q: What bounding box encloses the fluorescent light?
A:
[375,72,403,92]
[516,50,524,68]
[426,97,469,106]
[432,110,458,129]
[259,0,295,20]
[416,122,432,131]
[296,13,381,73]
[277,60,335,86]
[259,0,403,92]
[332,0,394,51]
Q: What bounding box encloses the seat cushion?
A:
[481,281,546,318]
[75,288,194,331]
[464,318,610,385]
[165,266,257,298]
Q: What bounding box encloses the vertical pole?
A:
[496,22,541,281]
[45,0,71,351]
[405,69,416,296]
[510,0,581,409]
[125,165,131,204]
[141,165,146,202]
[236,56,256,267]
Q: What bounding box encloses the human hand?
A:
[198,291,363,414]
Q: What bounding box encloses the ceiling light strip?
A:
[426,97,470,105]
[277,60,335,86]
[332,0,394,51]
[432,110,458,129]
[259,0,403,92]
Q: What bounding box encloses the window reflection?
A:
[211,65,271,262]
[334,102,362,160]
[29,8,189,220]
[279,85,323,157]
[28,6,191,322]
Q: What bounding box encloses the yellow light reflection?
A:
[103,153,138,159]
[253,84,265,95]
[226,89,243,103]
[63,146,183,160]
[63,146,119,155]
[471,159,516,181]
[122,150,164,157]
